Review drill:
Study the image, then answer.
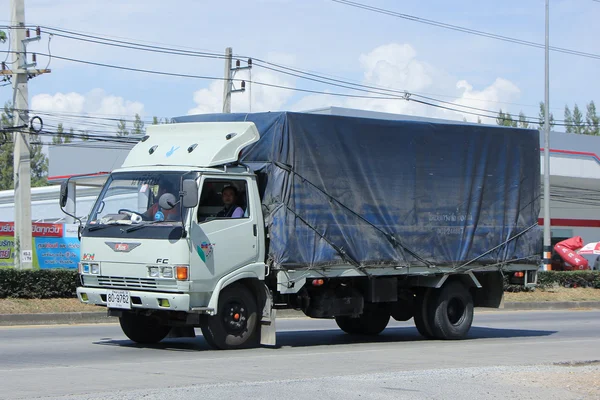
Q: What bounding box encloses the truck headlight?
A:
[148,266,159,277]
[90,263,100,275]
[161,266,173,278]
[80,263,90,274]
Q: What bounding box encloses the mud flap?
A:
[167,326,196,338]
[260,284,277,347]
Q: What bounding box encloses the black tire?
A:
[413,288,435,339]
[334,315,362,334]
[201,283,259,350]
[430,281,474,340]
[390,299,414,322]
[335,303,390,336]
[119,312,171,344]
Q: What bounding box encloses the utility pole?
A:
[9,1,46,269]
[542,0,551,271]
[222,47,232,113]
[221,47,252,114]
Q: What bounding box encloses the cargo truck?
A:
[61,112,541,350]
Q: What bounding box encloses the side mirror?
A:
[182,179,199,209]
[59,181,69,208]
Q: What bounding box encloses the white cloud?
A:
[31,89,145,119]
[358,43,436,93]
[450,78,521,122]
[30,89,145,138]
[31,92,86,114]
[291,43,522,123]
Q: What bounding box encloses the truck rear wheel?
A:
[119,312,171,344]
[430,281,474,340]
[413,288,435,339]
[335,303,390,336]
[201,283,259,350]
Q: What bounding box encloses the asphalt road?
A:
[1,310,599,400]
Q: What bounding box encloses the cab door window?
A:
[197,179,249,222]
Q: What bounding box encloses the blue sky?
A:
[0,0,598,130]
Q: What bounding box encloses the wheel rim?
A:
[222,300,248,335]
[447,297,466,325]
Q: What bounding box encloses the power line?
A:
[330,0,600,61]
[0,45,570,127]
[12,25,560,111]
[0,49,568,127]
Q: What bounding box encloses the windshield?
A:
[88,172,190,226]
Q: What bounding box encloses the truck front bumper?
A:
[77,287,190,312]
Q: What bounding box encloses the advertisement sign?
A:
[0,222,80,269]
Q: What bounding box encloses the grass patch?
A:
[0,298,99,314]
[504,287,600,302]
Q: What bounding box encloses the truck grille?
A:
[84,276,177,291]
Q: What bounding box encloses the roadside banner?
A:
[0,222,80,269]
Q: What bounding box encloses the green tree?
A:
[132,113,145,136]
[538,102,555,130]
[0,102,49,190]
[586,101,599,135]
[573,104,585,134]
[52,123,64,145]
[51,123,72,144]
[518,112,529,129]
[496,109,517,127]
[116,119,128,136]
[564,106,574,134]
[152,116,159,125]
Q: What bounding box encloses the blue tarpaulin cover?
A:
[174,112,542,269]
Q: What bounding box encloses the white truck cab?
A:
[64,122,273,349]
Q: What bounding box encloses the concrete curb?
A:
[1,302,599,327]
[502,301,600,310]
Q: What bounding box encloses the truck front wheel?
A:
[335,303,390,335]
[430,281,474,340]
[119,312,171,344]
[201,283,259,350]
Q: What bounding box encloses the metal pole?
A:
[222,47,232,113]
[11,0,33,269]
[249,68,252,113]
[542,0,551,271]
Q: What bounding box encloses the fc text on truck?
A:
[61,112,542,350]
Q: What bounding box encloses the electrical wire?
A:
[44,33,52,70]
[0,43,569,127]
[30,51,572,125]
[330,0,600,61]
[21,25,562,111]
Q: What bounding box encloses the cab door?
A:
[189,175,260,289]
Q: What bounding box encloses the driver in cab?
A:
[145,179,179,221]
[217,186,244,218]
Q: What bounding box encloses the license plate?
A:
[106,290,131,309]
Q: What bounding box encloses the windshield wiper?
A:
[88,220,132,231]
[125,220,166,233]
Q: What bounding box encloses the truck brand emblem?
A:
[105,242,141,252]
[196,242,215,262]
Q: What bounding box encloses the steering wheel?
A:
[118,209,145,219]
